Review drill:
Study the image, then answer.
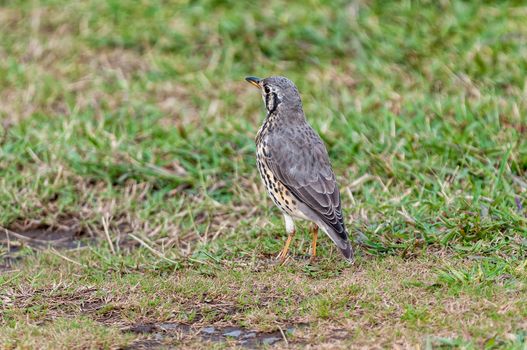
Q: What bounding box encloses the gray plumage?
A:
[247,75,353,262]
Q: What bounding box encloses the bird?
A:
[245,75,353,264]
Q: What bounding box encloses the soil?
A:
[122,322,297,349]
[0,227,90,271]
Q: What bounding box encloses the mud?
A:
[123,322,296,349]
[0,227,90,271]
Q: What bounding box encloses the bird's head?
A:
[245,76,303,115]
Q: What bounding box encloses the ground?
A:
[1,0,527,349]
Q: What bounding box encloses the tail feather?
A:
[339,240,354,262]
[319,223,354,263]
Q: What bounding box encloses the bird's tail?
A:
[319,224,354,263]
[338,238,354,262]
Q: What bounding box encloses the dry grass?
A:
[2,254,527,348]
[1,0,527,348]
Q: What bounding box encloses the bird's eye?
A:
[264,85,271,94]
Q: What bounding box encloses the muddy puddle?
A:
[0,227,89,271]
[123,322,297,349]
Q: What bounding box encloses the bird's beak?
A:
[245,76,262,89]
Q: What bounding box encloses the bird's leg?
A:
[277,230,295,264]
[310,224,319,262]
[277,215,295,265]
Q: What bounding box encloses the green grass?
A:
[1,0,527,348]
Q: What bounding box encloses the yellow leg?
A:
[277,215,295,265]
[310,224,318,262]
[277,231,295,264]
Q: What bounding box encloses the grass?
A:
[1,0,527,348]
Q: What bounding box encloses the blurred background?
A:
[0,0,526,256]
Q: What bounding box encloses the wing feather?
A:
[262,124,348,241]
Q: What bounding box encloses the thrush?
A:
[245,76,353,263]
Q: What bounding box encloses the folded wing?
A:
[262,125,348,243]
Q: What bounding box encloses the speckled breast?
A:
[256,145,307,220]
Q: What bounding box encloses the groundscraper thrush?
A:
[246,76,353,264]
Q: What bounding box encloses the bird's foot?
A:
[276,250,289,265]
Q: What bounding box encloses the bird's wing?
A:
[262,124,348,241]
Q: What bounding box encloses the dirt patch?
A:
[0,227,91,271]
[1,228,87,249]
[122,322,297,349]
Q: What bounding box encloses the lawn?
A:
[1,0,527,348]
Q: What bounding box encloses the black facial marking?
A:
[267,92,280,114]
[263,84,281,115]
